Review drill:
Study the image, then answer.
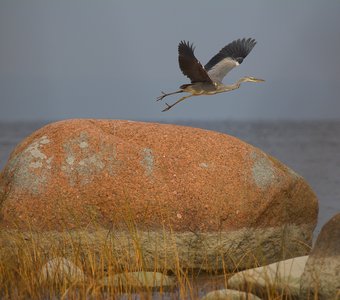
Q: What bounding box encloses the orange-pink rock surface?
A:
[0,119,318,233]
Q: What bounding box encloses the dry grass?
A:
[0,222,312,300]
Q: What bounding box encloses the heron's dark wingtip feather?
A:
[205,37,257,71]
[178,40,195,56]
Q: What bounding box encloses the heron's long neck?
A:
[217,79,243,93]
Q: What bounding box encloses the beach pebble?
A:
[228,256,309,297]
[201,288,262,300]
[40,257,85,283]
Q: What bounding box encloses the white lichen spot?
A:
[141,148,154,176]
[66,156,75,165]
[30,161,43,169]
[79,141,88,149]
[46,157,53,169]
[199,162,209,169]
[30,148,47,160]
[251,151,277,190]
[78,155,105,169]
[40,136,50,144]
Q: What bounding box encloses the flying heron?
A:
[157,38,264,112]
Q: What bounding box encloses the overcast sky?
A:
[1,1,340,121]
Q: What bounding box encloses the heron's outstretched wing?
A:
[205,38,256,83]
[178,41,212,83]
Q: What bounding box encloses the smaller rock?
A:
[228,256,308,297]
[300,213,340,300]
[201,289,262,300]
[100,271,174,289]
[40,257,85,283]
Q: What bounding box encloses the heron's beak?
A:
[253,78,265,82]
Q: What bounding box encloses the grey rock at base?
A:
[201,289,262,300]
[227,256,308,297]
[300,213,340,300]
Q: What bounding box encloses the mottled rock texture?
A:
[300,213,340,300]
[0,119,318,270]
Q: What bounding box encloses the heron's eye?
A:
[236,57,244,64]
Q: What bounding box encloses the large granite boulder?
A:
[300,213,340,299]
[0,119,318,270]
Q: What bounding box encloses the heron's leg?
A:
[162,94,194,112]
[156,90,183,101]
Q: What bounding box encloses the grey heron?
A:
[157,38,264,112]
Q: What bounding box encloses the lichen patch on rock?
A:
[61,131,118,186]
[251,151,277,190]
[141,148,154,176]
[199,162,209,169]
[5,135,53,194]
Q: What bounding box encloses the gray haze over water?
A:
[1,1,340,121]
